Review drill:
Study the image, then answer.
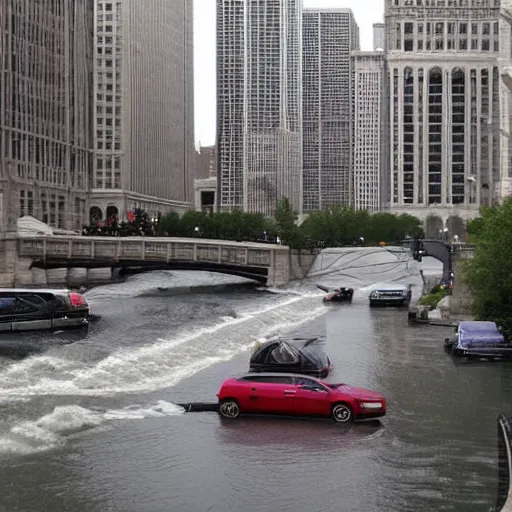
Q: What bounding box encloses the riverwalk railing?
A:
[17,236,287,269]
[489,415,512,512]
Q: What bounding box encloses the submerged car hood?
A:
[371,283,408,292]
[331,384,384,400]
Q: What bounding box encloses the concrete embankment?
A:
[305,246,417,289]
[409,259,475,325]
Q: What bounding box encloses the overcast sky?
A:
[193,0,385,147]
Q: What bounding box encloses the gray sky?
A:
[193,0,385,147]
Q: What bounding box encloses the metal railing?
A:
[490,415,512,512]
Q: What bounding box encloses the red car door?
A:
[292,376,331,416]
[247,375,296,415]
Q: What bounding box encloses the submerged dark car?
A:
[369,283,412,308]
[444,321,512,360]
[249,338,331,378]
[316,284,354,303]
[0,289,90,333]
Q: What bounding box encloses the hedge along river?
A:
[0,254,509,512]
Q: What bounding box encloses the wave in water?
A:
[1,400,183,455]
[85,270,253,302]
[0,297,327,401]
[0,295,328,455]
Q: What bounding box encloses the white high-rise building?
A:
[498,3,512,199]
[385,0,501,234]
[216,0,303,216]
[373,23,385,51]
[302,8,359,211]
[352,51,387,211]
[91,0,194,223]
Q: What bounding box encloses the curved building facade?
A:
[385,0,501,222]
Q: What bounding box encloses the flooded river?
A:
[0,256,510,512]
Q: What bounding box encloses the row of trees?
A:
[464,198,512,337]
[83,200,424,249]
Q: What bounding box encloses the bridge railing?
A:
[17,236,281,268]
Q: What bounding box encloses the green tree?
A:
[466,214,486,242]
[464,198,512,337]
[157,211,181,236]
[275,198,302,248]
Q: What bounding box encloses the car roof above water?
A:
[0,288,72,295]
[459,320,499,333]
[236,372,323,381]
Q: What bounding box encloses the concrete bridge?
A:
[0,235,316,288]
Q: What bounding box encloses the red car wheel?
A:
[331,403,353,424]
[219,399,241,419]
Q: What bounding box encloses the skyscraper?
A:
[352,51,387,211]
[91,0,194,223]
[217,0,303,216]
[385,0,501,230]
[373,23,386,51]
[0,0,94,231]
[498,3,512,199]
[302,9,359,211]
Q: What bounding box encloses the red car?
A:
[217,372,386,423]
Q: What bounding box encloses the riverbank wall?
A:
[411,259,475,325]
[289,249,320,280]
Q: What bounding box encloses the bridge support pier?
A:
[0,236,27,287]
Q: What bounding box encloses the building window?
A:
[451,68,465,204]
[428,68,443,205]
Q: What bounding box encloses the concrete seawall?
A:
[306,246,417,289]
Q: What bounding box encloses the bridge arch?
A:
[117,261,268,284]
[400,238,452,285]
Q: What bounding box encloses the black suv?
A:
[0,289,90,333]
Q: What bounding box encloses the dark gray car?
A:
[0,288,90,332]
[369,283,412,308]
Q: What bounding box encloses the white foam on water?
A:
[256,286,324,298]
[102,400,184,420]
[1,400,184,455]
[0,296,327,401]
[85,270,252,302]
